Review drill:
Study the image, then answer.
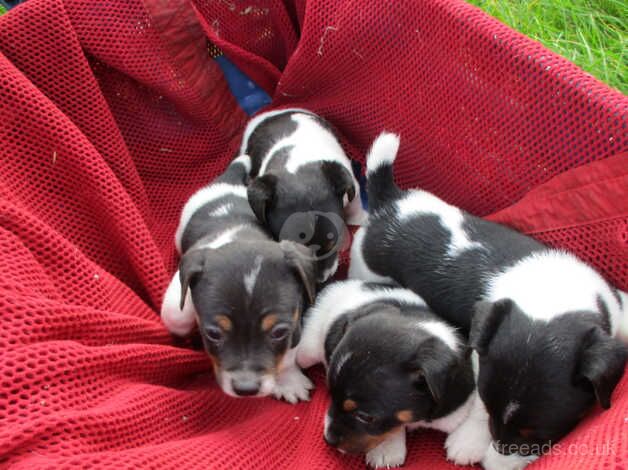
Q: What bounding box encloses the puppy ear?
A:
[280,240,317,304]
[469,299,513,356]
[178,250,206,310]
[576,327,627,409]
[321,161,356,203]
[407,337,457,404]
[247,174,278,224]
[324,315,350,364]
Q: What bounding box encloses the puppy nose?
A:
[232,379,260,396]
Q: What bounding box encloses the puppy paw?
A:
[365,432,407,468]
[445,422,490,466]
[481,444,538,470]
[272,367,313,404]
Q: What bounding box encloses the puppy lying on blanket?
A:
[297,280,475,469]
[240,108,367,282]
[161,156,316,402]
[350,133,628,469]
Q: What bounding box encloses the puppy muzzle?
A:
[216,368,275,398]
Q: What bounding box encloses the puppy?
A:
[350,133,628,469]
[297,280,475,468]
[161,156,317,402]
[240,108,367,282]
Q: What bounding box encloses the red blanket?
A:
[0,0,626,468]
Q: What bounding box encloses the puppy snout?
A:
[231,377,260,396]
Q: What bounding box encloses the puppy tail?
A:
[216,154,252,186]
[366,132,402,211]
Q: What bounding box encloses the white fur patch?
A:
[482,444,538,470]
[419,320,460,352]
[195,225,245,251]
[366,132,400,175]
[487,250,623,333]
[319,257,339,283]
[175,183,247,253]
[239,107,309,155]
[231,154,252,174]
[208,202,234,217]
[349,226,398,284]
[296,280,426,368]
[619,290,628,344]
[256,113,350,175]
[365,430,407,469]
[160,270,197,336]
[396,191,484,257]
[244,255,263,296]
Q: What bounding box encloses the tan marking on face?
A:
[261,313,279,332]
[292,309,300,322]
[338,426,403,454]
[215,315,232,332]
[396,410,413,423]
[343,399,358,412]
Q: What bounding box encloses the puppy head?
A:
[179,240,316,398]
[322,305,463,454]
[471,299,627,457]
[247,162,355,282]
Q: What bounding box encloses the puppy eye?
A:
[354,411,375,425]
[519,428,535,439]
[269,324,291,342]
[205,326,224,343]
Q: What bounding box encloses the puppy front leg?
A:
[272,348,314,404]
[365,428,407,469]
[160,270,197,336]
[444,390,492,465]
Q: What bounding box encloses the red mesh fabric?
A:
[0,0,626,468]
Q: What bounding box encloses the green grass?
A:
[468,0,627,94]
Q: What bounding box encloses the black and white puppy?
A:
[350,133,628,469]
[297,280,475,468]
[240,108,367,282]
[161,155,317,402]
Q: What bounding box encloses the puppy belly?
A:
[160,270,196,336]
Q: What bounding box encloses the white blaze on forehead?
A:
[418,320,460,352]
[244,255,264,296]
[502,401,520,424]
[396,191,483,257]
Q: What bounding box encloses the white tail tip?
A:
[366,132,400,175]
